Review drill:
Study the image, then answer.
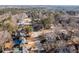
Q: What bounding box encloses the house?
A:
[18,18,32,26]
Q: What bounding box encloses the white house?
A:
[18,18,32,26]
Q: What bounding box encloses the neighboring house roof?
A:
[4,42,12,49]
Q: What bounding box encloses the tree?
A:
[41,18,51,29]
[0,16,18,34]
[4,21,18,34]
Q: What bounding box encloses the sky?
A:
[0,0,78,5]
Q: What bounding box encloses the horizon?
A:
[0,5,79,11]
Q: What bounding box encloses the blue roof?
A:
[14,39,22,45]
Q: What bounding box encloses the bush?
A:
[23,26,33,33]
